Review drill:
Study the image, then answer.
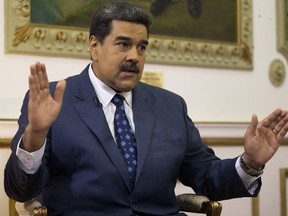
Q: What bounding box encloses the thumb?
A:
[245,114,258,137]
[53,80,66,105]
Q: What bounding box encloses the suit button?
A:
[19,176,26,187]
[19,176,25,183]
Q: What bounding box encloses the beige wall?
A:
[1,0,288,122]
[1,0,288,215]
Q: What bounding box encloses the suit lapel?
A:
[132,84,156,182]
[73,67,133,192]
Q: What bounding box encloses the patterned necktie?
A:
[111,94,137,185]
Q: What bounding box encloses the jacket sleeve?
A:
[177,97,261,201]
[4,91,50,202]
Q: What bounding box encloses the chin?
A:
[119,87,135,92]
[118,80,138,92]
[118,84,136,92]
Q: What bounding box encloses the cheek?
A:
[100,53,120,69]
[138,60,145,72]
[90,50,97,61]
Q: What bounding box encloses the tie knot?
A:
[111,94,124,107]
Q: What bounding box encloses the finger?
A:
[35,62,48,91]
[269,115,285,133]
[29,64,40,100]
[273,111,288,131]
[274,113,288,141]
[30,62,42,94]
[245,114,258,137]
[41,63,49,89]
[260,108,282,129]
[280,110,288,118]
[53,80,66,105]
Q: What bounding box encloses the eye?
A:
[117,41,130,50]
[137,44,147,55]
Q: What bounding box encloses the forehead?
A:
[109,20,148,40]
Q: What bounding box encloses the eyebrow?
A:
[115,36,149,45]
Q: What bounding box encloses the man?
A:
[4,1,288,215]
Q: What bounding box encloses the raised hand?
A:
[21,62,66,152]
[243,109,288,169]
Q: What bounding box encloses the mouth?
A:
[120,70,137,78]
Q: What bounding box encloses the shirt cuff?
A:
[16,136,46,174]
[235,156,261,195]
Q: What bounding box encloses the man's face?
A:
[90,20,148,92]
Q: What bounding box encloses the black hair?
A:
[89,0,152,44]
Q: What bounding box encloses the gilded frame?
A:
[5,0,253,69]
[276,0,288,61]
[280,168,288,216]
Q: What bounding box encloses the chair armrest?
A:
[16,194,221,216]
[15,198,47,216]
[176,193,222,216]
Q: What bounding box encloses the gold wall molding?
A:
[5,0,253,69]
[0,138,11,148]
[202,137,288,146]
[9,199,16,216]
[1,120,288,147]
[269,59,286,87]
[252,197,259,216]
[276,0,288,61]
[280,168,288,216]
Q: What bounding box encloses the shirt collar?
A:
[88,63,133,108]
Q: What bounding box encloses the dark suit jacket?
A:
[5,65,260,216]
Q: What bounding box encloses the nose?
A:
[126,47,140,63]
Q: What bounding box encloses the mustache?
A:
[120,62,140,73]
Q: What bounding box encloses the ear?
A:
[89,36,99,60]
